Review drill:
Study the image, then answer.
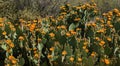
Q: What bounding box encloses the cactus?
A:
[0,1,120,66]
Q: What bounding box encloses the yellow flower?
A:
[60,6,65,9]
[107,21,111,25]
[11,59,17,64]
[74,18,80,21]
[78,58,82,62]
[104,59,110,65]
[30,24,36,32]
[41,30,46,35]
[100,19,104,23]
[84,42,88,46]
[91,52,96,57]
[9,43,14,48]
[61,12,67,15]
[109,25,113,28]
[18,36,24,41]
[83,46,87,49]
[108,11,113,16]
[108,17,112,21]
[107,37,112,41]
[113,8,119,13]
[2,31,7,35]
[37,38,42,42]
[70,57,74,62]
[95,37,100,41]
[62,50,67,55]
[49,33,55,38]
[0,18,4,22]
[19,19,25,23]
[102,13,106,16]
[117,13,120,16]
[61,25,66,29]
[85,49,89,53]
[57,26,61,29]
[99,40,105,46]
[76,6,81,10]
[97,28,106,33]
[66,32,71,37]
[6,64,10,66]
[87,23,91,27]
[47,54,52,59]
[34,53,39,58]
[8,56,15,60]
[67,4,70,6]
[5,39,12,44]
[33,20,37,23]
[49,47,54,51]
[91,23,96,27]
[96,17,100,21]
[59,16,64,19]
[0,24,3,27]
[70,30,76,35]
[94,10,98,14]
[76,28,81,31]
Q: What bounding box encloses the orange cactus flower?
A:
[8,56,15,60]
[0,18,4,22]
[85,49,89,53]
[49,33,55,38]
[66,32,71,37]
[18,36,24,41]
[9,43,14,48]
[95,37,100,41]
[113,8,119,13]
[107,37,112,41]
[5,39,12,44]
[0,24,3,27]
[70,57,74,62]
[11,59,17,64]
[30,24,36,32]
[62,50,67,55]
[74,18,80,21]
[49,47,54,51]
[83,46,87,49]
[99,40,105,46]
[2,31,7,35]
[78,57,82,62]
[34,53,39,58]
[61,25,66,29]
[37,38,42,42]
[104,59,110,65]
[47,54,52,59]
[91,52,96,57]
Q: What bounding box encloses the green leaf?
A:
[38,43,44,51]
[5,24,11,34]
[86,27,94,38]
[42,38,47,44]
[68,36,77,50]
[19,58,25,66]
[83,57,95,66]
[41,61,48,66]
[1,44,7,50]
[69,23,76,31]
[56,31,67,45]
[104,46,111,56]
[114,22,120,32]
[0,28,2,35]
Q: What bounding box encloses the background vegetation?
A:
[0,0,120,20]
